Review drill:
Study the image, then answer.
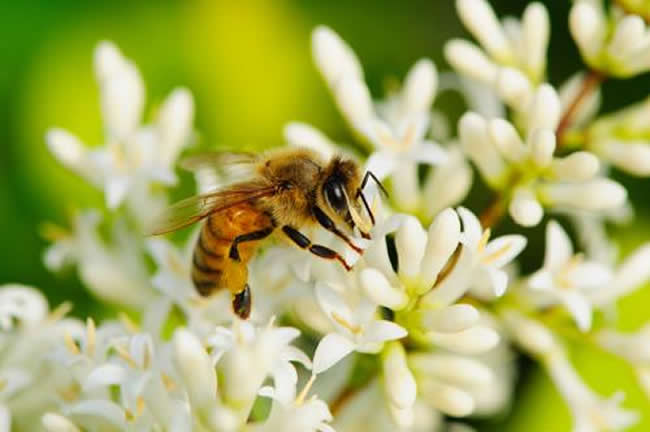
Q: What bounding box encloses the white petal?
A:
[421,149,473,219]
[284,122,336,160]
[395,216,427,279]
[541,179,627,211]
[315,282,354,332]
[313,333,356,374]
[544,221,574,270]
[569,2,606,59]
[157,88,194,166]
[411,142,448,166]
[444,39,499,83]
[528,269,554,291]
[419,208,461,289]
[509,188,543,227]
[522,3,550,79]
[456,0,513,63]
[418,379,475,417]
[595,139,650,176]
[105,176,130,209]
[335,76,375,134]
[409,353,492,387]
[458,112,506,186]
[550,151,600,181]
[0,405,8,432]
[46,129,88,172]
[360,268,408,310]
[83,364,127,390]
[172,329,217,411]
[528,128,556,168]
[483,234,527,268]
[560,291,593,331]
[485,267,508,297]
[65,400,126,429]
[401,59,438,116]
[527,84,561,133]
[383,343,417,410]
[427,326,499,354]
[570,262,612,290]
[42,413,80,432]
[608,15,646,60]
[362,320,408,344]
[495,67,533,112]
[504,312,557,356]
[420,304,480,333]
[364,151,396,181]
[457,206,483,248]
[487,118,526,162]
[312,26,363,86]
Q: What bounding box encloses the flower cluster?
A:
[4,1,650,431]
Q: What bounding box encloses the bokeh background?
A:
[1,1,650,430]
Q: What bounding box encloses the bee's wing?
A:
[180,151,259,173]
[146,182,276,235]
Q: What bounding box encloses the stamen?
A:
[86,318,96,357]
[47,301,73,322]
[64,331,80,355]
[481,241,512,265]
[477,228,491,253]
[115,345,138,368]
[119,312,140,333]
[296,374,317,406]
[331,311,361,334]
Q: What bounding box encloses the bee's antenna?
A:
[358,171,389,198]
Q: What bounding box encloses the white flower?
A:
[255,376,335,432]
[587,98,650,177]
[570,1,650,77]
[312,26,447,212]
[206,319,311,423]
[598,325,650,398]
[46,41,194,215]
[312,281,407,374]
[459,85,626,226]
[446,1,550,110]
[454,207,526,299]
[527,221,612,331]
[546,351,638,431]
[43,211,155,308]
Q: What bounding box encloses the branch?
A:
[556,70,604,149]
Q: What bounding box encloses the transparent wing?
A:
[180,151,259,172]
[147,182,276,235]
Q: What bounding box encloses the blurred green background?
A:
[1,1,650,430]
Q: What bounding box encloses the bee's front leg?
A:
[312,206,364,254]
[282,225,352,271]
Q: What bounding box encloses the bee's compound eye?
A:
[325,181,346,210]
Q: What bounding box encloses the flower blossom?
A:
[459,85,626,227]
[570,1,650,77]
[46,41,194,221]
[446,0,550,111]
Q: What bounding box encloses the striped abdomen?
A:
[191,203,273,297]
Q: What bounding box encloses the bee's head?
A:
[319,157,374,237]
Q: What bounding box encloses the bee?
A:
[148,148,385,319]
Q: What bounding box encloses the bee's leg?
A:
[359,170,389,197]
[312,206,363,254]
[228,227,274,261]
[232,284,252,319]
[282,225,352,271]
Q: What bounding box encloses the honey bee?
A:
[149,148,385,319]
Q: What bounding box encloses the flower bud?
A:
[550,151,600,181]
[402,59,438,116]
[444,39,498,84]
[509,188,543,227]
[427,326,499,354]
[522,3,550,80]
[488,118,526,162]
[495,68,533,113]
[419,379,475,417]
[541,179,627,211]
[42,413,81,432]
[395,216,427,279]
[383,342,417,410]
[360,268,408,310]
[409,353,492,387]
[419,208,461,290]
[459,112,507,187]
[569,2,605,60]
[419,304,479,333]
[456,0,513,64]
[529,128,556,168]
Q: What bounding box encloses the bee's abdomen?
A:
[191,219,230,296]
